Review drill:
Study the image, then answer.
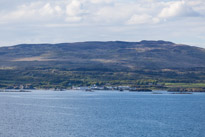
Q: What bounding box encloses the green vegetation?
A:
[0,41,205,91]
[0,67,205,91]
[165,83,205,88]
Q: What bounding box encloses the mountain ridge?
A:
[0,40,205,70]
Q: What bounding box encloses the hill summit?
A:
[0,40,205,70]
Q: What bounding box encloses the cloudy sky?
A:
[0,0,204,47]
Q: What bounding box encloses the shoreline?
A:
[1,89,205,94]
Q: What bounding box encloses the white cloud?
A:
[0,0,204,47]
[0,0,202,25]
[127,14,153,25]
[89,0,114,4]
[92,2,154,24]
[65,0,84,22]
[0,2,64,23]
[159,1,199,19]
[39,3,54,16]
[187,0,205,16]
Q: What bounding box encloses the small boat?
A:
[19,89,31,92]
[85,89,93,92]
[171,92,192,94]
[119,89,124,92]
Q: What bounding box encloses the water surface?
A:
[0,90,205,137]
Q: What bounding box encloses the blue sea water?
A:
[0,90,205,137]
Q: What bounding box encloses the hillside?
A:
[0,40,205,70]
[0,40,205,89]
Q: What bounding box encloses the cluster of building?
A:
[72,85,152,91]
[6,84,34,89]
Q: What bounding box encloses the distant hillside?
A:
[1,40,205,89]
[0,40,205,70]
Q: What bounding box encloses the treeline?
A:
[0,67,205,89]
[168,88,205,92]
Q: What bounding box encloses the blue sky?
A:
[0,0,204,47]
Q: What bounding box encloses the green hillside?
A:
[0,40,205,89]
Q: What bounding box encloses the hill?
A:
[0,40,205,70]
[0,40,205,89]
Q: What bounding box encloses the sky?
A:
[0,0,204,47]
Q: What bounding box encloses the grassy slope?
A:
[0,41,205,89]
[0,41,205,70]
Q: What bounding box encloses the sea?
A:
[0,90,205,137]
